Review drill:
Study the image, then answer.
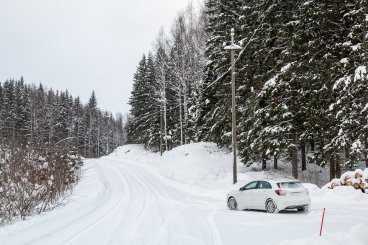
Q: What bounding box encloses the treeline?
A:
[0,77,125,157]
[127,1,368,180]
[0,77,124,224]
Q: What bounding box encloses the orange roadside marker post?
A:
[320,208,326,236]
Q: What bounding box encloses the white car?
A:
[227,179,311,213]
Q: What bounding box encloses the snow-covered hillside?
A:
[0,143,367,245]
[108,142,329,188]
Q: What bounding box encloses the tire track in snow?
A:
[26,162,113,245]
[111,162,172,245]
[61,163,132,245]
[206,207,224,245]
[29,162,128,245]
[104,163,148,245]
[114,160,221,245]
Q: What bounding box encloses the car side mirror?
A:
[239,187,244,191]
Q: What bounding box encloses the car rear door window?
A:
[258,181,272,189]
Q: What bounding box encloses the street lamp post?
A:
[224,28,242,184]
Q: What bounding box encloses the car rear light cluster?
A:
[275,189,287,196]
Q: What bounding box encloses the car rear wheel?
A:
[228,197,237,210]
[265,199,278,213]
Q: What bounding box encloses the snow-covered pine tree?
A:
[0,80,16,144]
[127,55,147,145]
[329,1,368,170]
[144,53,161,149]
[86,91,99,157]
[14,79,32,145]
[237,0,298,170]
[197,0,243,146]
[72,96,85,153]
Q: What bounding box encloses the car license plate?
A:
[291,192,302,196]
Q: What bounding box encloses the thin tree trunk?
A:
[345,146,351,170]
[160,110,163,156]
[330,155,336,181]
[336,156,342,177]
[262,152,267,170]
[365,136,368,168]
[179,94,183,145]
[163,92,168,151]
[301,142,306,171]
[291,132,298,179]
[273,155,278,170]
[183,79,188,145]
[310,140,315,152]
[97,128,100,158]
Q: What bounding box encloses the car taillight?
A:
[275,189,287,196]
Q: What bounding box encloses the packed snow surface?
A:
[1,142,367,245]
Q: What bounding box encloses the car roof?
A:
[252,179,299,184]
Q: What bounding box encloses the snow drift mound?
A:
[158,142,233,185]
[107,144,158,163]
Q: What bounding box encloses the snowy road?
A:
[1,156,368,245]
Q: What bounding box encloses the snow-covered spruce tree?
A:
[145,53,161,149]
[197,0,243,146]
[237,0,300,171]
[127,55,147,145]
[164,53,181,148]
[14,79,32,145]
[127,54,161,150]
[54,91,70,144]
[86,91,99,157]
[29,84,47,145]
[72,96,85,153]
[328,1,368,170]
[0,80,16,144]
[127,53,161,149]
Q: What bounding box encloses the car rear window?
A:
[277,182,303,189]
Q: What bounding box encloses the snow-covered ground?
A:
[0,142,367,245]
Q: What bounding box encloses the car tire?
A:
[228,197,237,210]
[265,199,279,213]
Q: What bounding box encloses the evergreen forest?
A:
[0,78,125,158]
[126,1,368,180]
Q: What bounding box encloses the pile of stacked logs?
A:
[325,169,368,193]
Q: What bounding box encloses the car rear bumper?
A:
[277,197,311,210]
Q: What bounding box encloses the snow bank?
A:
[109,143,328,191]
[109,143,257,189]
[108,144,158,163]
[159,142,232,185]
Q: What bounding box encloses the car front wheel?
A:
[265,199,278,213]
[228,197,237,210]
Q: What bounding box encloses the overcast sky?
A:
[0,0,202,115]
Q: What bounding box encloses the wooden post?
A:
[231,48,237,184]
[320,208,326,236]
